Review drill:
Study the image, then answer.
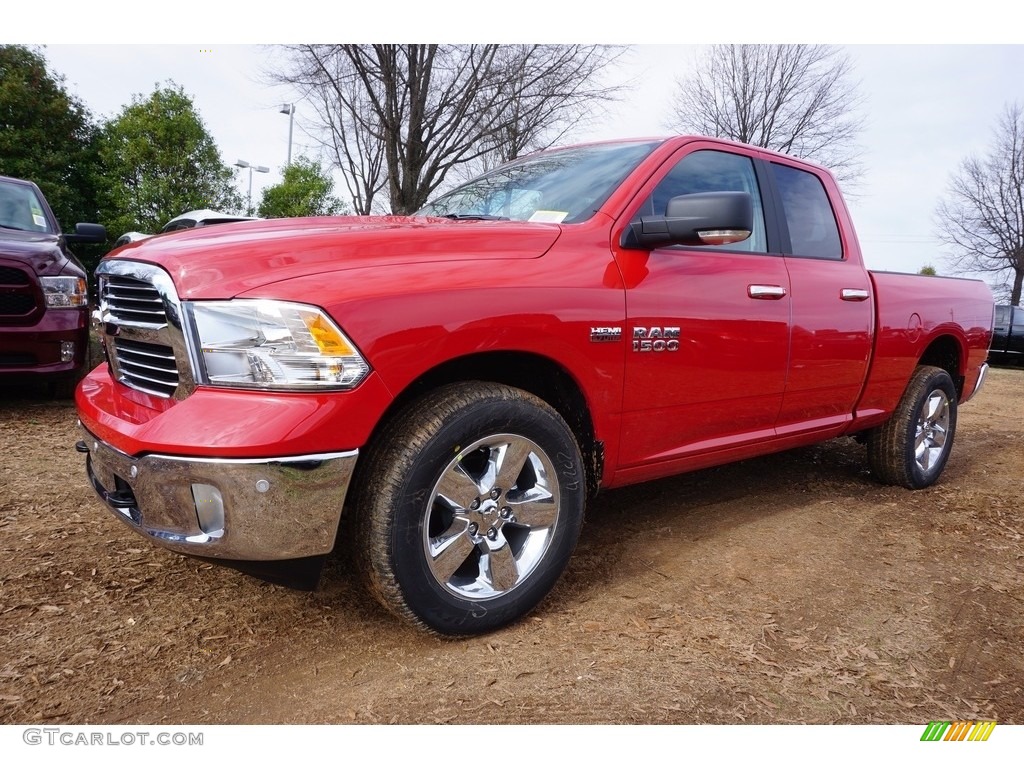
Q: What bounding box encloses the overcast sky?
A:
[11,5,1024,289]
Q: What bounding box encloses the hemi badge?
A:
[590,326,622,343]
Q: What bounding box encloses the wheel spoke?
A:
[482,540,519,593]
[915,428,928,454]
[434,464,481,510]
[508,487,558,528]
[428,523,478,584]
[490,439,534,493]
[925,393,945,421]
[920,446,932,470]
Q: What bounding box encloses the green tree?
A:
[96,82,243,237]
[257,157,347,218]
[919,265,938,276]
[0,45,101,233]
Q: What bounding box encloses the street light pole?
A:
[234,159,269,216]
[279,103,295,167]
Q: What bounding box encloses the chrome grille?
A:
[112,337,179,397]
[94,260,195,400]
[100,274,167,326]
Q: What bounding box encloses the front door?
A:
[612,145,791,473]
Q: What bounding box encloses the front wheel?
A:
[867,365,958,489]
[353,382,586,635]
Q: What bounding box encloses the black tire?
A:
[48,375,79,400]
[352,382,586,636]
[867,365,958,489]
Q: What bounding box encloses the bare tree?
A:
[270,44,625,215]
[936,103,1024,305]
[668,44,866,185]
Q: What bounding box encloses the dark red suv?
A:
[0,175,106,396]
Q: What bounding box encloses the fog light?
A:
[191,483,225,535]
[60,341,75,362]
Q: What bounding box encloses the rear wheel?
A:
[867,365,958,489]
[353,382,586,635]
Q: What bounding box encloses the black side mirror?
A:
[64,222,107,244]
[626,191,753,249]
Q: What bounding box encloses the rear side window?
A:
[771,163,842,259]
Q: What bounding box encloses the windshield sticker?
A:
[33,214,46,227]
[528,210,569,223]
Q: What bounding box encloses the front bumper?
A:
[0,307,89,376]
[79,423,358,561]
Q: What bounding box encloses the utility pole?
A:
[280,103,296,167]
[234,159,269,216]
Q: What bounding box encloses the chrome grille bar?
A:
[94,260,196,400]
[113,338,179,396]
[100,275,168,326]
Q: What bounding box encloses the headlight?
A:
[186,300,370,391]
[40,276,88,308]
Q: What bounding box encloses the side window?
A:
[1012,307,1024,332]
[994,306,1009,326]
[771,163,843,259]
[637,150,768,253]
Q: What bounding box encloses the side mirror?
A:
[626,191,753,249]
[64,222,107,244]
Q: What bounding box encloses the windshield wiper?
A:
[440,213,510,221]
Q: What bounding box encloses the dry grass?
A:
[1,368,1021,724]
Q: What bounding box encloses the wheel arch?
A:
[918,333,965,399]
[354,351,602,502]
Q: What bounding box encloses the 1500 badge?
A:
[633,326,680,352]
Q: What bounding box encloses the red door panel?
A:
[616,247,790,468]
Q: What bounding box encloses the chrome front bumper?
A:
[79,424,358,561]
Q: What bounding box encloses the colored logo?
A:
[921,721,996,742]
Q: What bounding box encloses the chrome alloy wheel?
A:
[423,434,560,600]
[914,388,951,473]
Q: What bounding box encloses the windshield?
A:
[418,140,662,224]
[0,180,54,234]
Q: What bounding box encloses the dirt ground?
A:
[1,368,1021,726]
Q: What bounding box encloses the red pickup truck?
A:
[76,136,993,635]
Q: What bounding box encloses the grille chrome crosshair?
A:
[94,260,195,399]
[112,337,180,395]
[100,274,167,326]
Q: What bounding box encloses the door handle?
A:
[841,288,870,302]
[747,284,787,300]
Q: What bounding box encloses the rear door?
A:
[768,160,874,436]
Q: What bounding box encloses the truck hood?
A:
[107,215,563,299]
[0,228,70,274]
